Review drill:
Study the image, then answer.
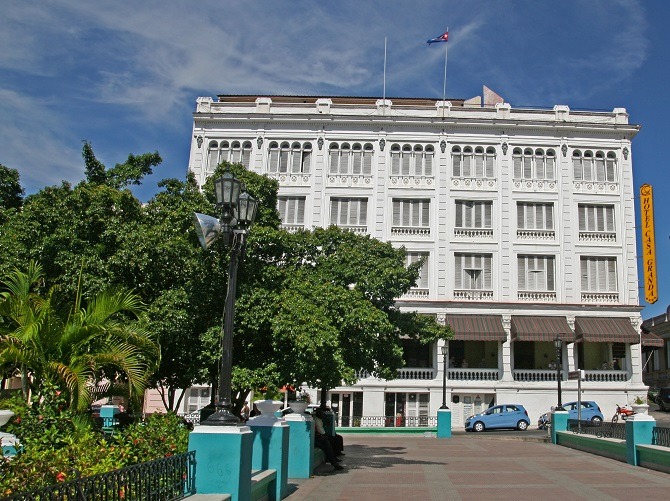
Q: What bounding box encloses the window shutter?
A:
[518,256,526,290]
[402,150,411,175]
[208,148,219,170]
[291,148,301,173]
[547,257,555,291]
[605,206,614,231]
[535,205,544,229]
[573,158,582,180]
[595,157,605,181]
[340,147,350,174]
[606,159,616,181]
[360,199,368,225]
[583,157,593,181]
[596,259,606,291]
[474,202,482,228]
[453,153,461,177]
[484,255,492,289]
[363,149,373,175]
[242,146,251,169]
[411,201,420,226]
[546,204,554,229]
[484,202,492,228]
[607,258,617,292]
[581,258,589,290]
[596,206,605,232]
[331,199,340,225]
[526,204,535,229]
[462,154,471,177]
[455,254,463,289]
[329,149,339,174]
[475,154,484,177]
[393,200,401,226]
[425,152,433,176]
[297,199,305,224]
[455,201,463,227]
[578,205,586,231]
[485,155,494,178]
[546,157,555,180]
[279,147,289,173]
[513,155,522,178]
[278,198,287,222]
[421,201,430,227]
[536,155,545,179]
[517,203,525,229]
[301,150,311,173]
[523,156,532,179]
[352,150,362,174]
[269,147,279,173]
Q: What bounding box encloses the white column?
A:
[501,315,514,381]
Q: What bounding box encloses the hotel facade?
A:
[178,93,650,427]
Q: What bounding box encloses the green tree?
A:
[0,262,160,411]
[0,164,24,223]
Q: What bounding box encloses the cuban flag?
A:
[427,30,449,45]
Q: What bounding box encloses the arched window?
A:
[424,145,434,176]
[241,141,252,168]
[301,143,312,174]
[352,143,363,174]
[513,147,553,180]
[401,145,412,175]
[363,143,373,175]
[340,143,351,174]
[452,146,462,177]
[269,142,280,173]
[391,144,402,175]
[462,147,473,177]
[606,152,617,181]
[208,141,219,170]
[329,143,340,174]
[279,142,290,173]
[485,147,496,178]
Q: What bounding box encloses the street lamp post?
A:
[440,344,449,409]
[193,171,258,426]
[554,337,565,411]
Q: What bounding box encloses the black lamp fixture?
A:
[193,170,258,426]
[440,344,449,410]
[554,337,565,411]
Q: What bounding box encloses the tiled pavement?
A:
[285,433,670,500]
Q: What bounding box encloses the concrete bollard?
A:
[284,413,315,479]
[248,415,290,500]
[437,409,452,439]
[551,410,569,444]
[625,413,656,466]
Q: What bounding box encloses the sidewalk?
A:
[285,433,670,500]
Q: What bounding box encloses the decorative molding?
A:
[256,137,263,149]
[317,137,324,151]
[561,144,568,157]
[501,315,511,332]
[501,142,508,155]
[440,139,446,154]
[623,147,629,160]
[195,135,203,149]
[379,138,386,151]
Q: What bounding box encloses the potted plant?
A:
[631,395,649,415]
[288,390,311,414]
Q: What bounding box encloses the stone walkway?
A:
[285,433,670,500]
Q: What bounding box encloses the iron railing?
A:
[567,419,626,440]
[4,451,196,501]
[338,415,437,428]
[652,426,670,448]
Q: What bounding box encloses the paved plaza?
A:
[285,432,670,500]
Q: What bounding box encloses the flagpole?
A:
[383,36,387,115]
[442,27,449,118]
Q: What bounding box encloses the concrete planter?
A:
[0,410,14,427]
[632,403,649,415]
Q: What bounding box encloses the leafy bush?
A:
[0,388,191,497]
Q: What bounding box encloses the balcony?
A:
[402,288,429,299]
[578,231,616,243]
[451,176,497,191]
[454,289,494,300]
[581,292,619,303]
[448,368,499,381]
[389,175,434,189]
[267,172,311,186]
[516,229,555,240]
[517,291,557,302]
[513,369,560,382]
[396,368,435,380]
[583,370,628,382]
[281,224,305,233]
[326,173,374,188]
[512,179,558,192]
[391,226,431,238]
[573,180,620,194]
[336,224,368,235]
[454,228,494,239]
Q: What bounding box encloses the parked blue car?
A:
[537,400,604,429]
[465,404,530,432]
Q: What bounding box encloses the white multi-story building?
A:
[184,93,647,427]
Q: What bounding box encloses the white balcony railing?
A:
[391,226,431,237]
[396,368,435,380]
[579,231,616,243]
[389,175,435,189]
[335,224,368,235]
[448,368,499,381]
[454,228,494,239]
[581,292,619,303]
[267,172,311,186]
[573,181,620,194]
[326,174,374,187]
[513,369,560,382]
[516,229,555,240]
[583,370,628,382]
[451,177,497,191]
[281,224,305,233]
[517,291,557,302]
[512,179,558,192]
[402,288,429,299]
[453,289,494,300]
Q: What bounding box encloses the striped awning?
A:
[510,316,574,342]
[641,331,664,349]
[574,317,639,343]
[443,315,506,341]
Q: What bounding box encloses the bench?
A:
[250,468,277,501]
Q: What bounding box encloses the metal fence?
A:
[4,451,196,501]
[339,415,437,428]
[567,419,626,440]
[652,426,670,448]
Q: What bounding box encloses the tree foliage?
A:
[0,164,24,223]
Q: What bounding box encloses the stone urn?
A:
[288,401,310,414]
[631,403,649,415]
[0,410,14,427]
[254,399,283,416]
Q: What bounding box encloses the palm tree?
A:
[0,262,160,412]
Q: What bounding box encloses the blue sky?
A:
[1,0,668,318]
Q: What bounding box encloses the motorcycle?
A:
[611,404,635,423]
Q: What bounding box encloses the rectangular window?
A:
[331,198,368,227]
[517,202,554,230]
[580,257,617,292]
[278,197,305,225]
[392,199,430,227]
[455,201,493,228]
[578,204,615,232]
[406,252,429,289]
[455,253,492,290]
[518,255,555,291]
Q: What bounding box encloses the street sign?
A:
[568,370,584,381]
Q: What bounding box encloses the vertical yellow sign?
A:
[640,184,658,304]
